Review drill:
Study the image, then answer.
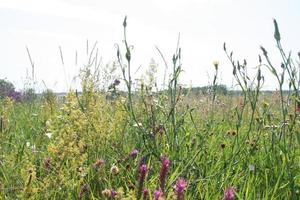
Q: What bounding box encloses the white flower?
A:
[133,122,142,127]
[31,144,37,153]
[249,164,255,172]
[45,132,52,139]
[45,120,51,127]
[26,142,31,147]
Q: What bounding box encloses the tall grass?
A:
[0,18,299,199]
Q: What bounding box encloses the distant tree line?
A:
[182,84,228,96]
[0,79,36,102]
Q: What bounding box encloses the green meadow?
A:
[0,18,299,200]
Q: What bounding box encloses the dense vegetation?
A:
[0,18,299,199]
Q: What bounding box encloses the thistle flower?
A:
[173,178,187,200]
[153,190,163,200]
[136,156,146,178]
[139,164,148,182]
[110,165,119,175]
[142,188,149,200]
[92,159,105,170]
[222,187,235,200]
[130,149,139,158]
[102,188,111,198]
[159,156,170,192]
[114,79,121,86]
[139,156,146,167]
[79,184,88,200]
[137,164,148,199]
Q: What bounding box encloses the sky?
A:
[0,0,300,92]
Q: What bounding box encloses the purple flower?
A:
[139,156,146,167]
[173,178,187,200]
[8,90,23,102]
[137,164,148,199]
[159,156,170,192]
[136,156,146,176]
[111,188,117,198]
[222,187,235,200]
[79,184,88,200]
[130,149,139,158]
[114,79,120,86]
[139,164,148,181]
[153,190,163,200]
[142,188,149,200]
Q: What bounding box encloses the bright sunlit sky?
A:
[1,0,300,92]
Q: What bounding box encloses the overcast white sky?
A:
[0,0,300,92]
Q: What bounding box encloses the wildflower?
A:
[130,149,139,158]
[45,132,52,139]
[128,183,135,190]
[222,187,235,200]
[153,190,163,200]
[102,188,111,198]
[231,130,236,136]
[137,164,148,199]
[79,184,88,200]
[213,60,219,70]
[111,188,117,198]
[110,165,119,175]
[296,103,300,113]
[159,156,170,192]
[92,159,105,170]
[8,90,22,102]
[114,79,121,86]
[78,167,87,177]
[142,188,149,200]
[133,122,143,127]
[31,144,37,153]
[26,141,30,147]
[139,164,148,182]
[136,156,146,177]
[173,178,187,200]
[155,124,165,135]
[249,164,255,172]
[138,156,146,167]
[44,157,52,172]
[45,120,51,127]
